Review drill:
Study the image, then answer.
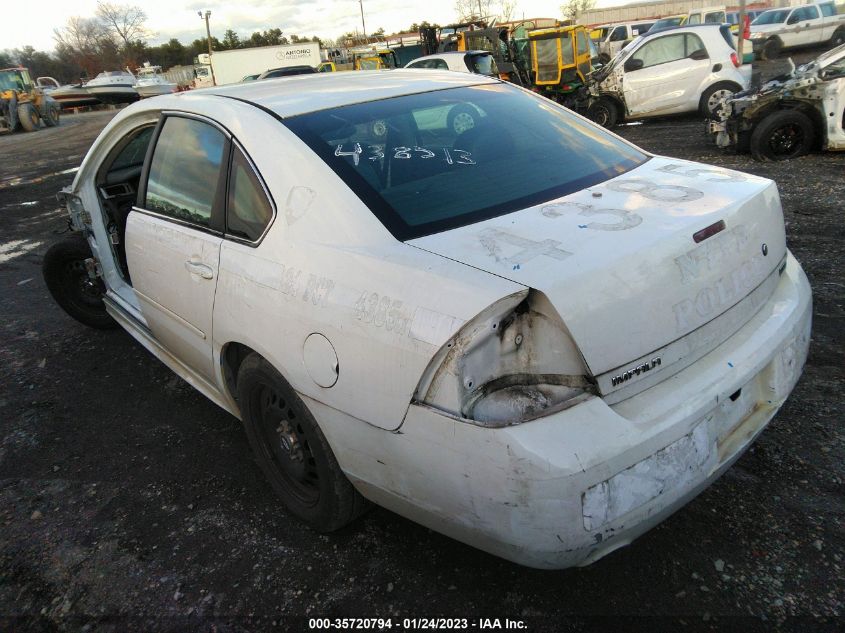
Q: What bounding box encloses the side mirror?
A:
[625,58,644,72]
[689,48,709,61]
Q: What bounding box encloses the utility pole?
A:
[198,10,216,86]
[359,0,367,43]
[737,0,746,64]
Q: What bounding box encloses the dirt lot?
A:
[1,83,843,632]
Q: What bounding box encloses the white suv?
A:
[589,24,752,126]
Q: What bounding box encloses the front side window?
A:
[227,147,273,242]
[610,27,627,42]
[688,13,702,25]
[705,11,726,23]
[576,30,590,55]
[820,3,836,17]
[284,84,646,240]
[145,116,226,227]
[632,33,705,69]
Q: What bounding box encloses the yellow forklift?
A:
[0,67,60,132]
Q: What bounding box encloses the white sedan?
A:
[43,71,811,569]
[405,50,500,76]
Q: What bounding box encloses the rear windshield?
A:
[284,84,646,240]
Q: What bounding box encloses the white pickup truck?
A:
[750,1,845,60]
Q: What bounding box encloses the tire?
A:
[5,94,19,131]
[236,354,367,532]
[761,37,781,61]
[17,102,39,132]
[42,100,60,127]
[42,234,118,329]
[447,104,478,135]
[831,28,845,49]
[749,109,814,161]
[586,97,618,128]
[699,82,740,119]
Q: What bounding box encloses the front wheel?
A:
[237,354,368,532]
[586,98,618,128]
[750,109,814,161]
[42,233,117,329]
[17,102,39,132]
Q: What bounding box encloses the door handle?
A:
[185,260,214,279]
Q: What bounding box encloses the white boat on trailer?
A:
[36,77,100,109]
[133,64,177,98]
[84,70,139,105]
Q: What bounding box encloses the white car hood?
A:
[408,156,786,378]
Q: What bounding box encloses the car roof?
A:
[192,70,496,119]
[643,23,728,38]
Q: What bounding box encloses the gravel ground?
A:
[1,65,843,633]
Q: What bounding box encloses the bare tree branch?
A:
[96,1,149,47]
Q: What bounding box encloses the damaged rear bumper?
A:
[316,253,811,569]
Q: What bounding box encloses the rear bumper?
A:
[320,252,811,569]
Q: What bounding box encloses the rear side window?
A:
[284,84,646,240]
[467,54,498,75]
[227,147,274,242]
[145,117,226,227]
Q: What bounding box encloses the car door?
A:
[622,33,711,116]
[125,114,229,381]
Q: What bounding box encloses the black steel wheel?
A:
[586,97,618,128]
[236,354,367,532]
[750,110,814,161]
[761,37,782,61]
[42,233,117,329]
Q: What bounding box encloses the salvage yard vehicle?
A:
[587,24,751,127]
[0,67,60,132]
[710,43,845,159]
[591,21,654,64]
[42,70,811,569]
[405,51,499,77]
[528,25,598,106]
[750,1,845,61]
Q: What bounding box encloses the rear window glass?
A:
[284,84,646,240]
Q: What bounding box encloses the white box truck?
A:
[209,42,322,85]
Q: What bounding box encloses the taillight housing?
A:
[413,290,595,427]
[730,52,741,68]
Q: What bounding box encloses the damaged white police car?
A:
[43,70,811,569]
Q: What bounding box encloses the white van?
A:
[591,22,655,62]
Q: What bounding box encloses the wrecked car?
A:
[42,70,811,569]
[710,43,845,160]
[586,24,751,127]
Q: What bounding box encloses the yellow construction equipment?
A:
[0,67,61,133]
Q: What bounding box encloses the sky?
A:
[1,0,616,53]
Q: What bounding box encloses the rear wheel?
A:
[42,101,60,127]
[236,354,367,532]
[831,28,845,48]
[750,109,814,161]
[586,97,618,128]
[761,37,782,61]
[17,102,39,132]
[447,104,478,135]
[699,82,740,118]
[42,234,117,329]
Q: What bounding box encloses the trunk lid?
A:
[408,157,786,394]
